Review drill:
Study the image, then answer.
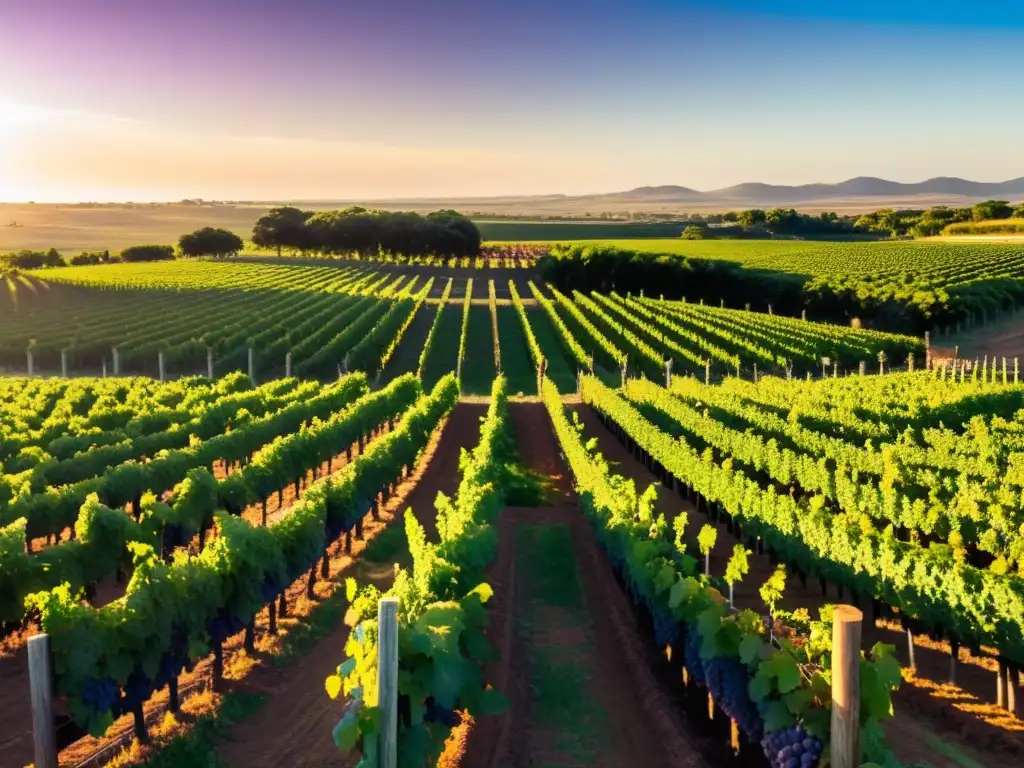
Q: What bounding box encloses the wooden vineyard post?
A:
[248,347,256,383]
[705,360,711,386]
[831,605,863,768]
[925,331,931,370]
[620,358,628,389]
[286,351,292,378]
[207,347,215,379]
[26,347,34,377]
[113,346,122,376]
[801,309,807,321]
[665,358,673,389]
[29,634,58,768]
[61,350,68,378]
[858,361,865,377]
[158,350,166,382]
[102,359,107,378]
[378,597,399,768]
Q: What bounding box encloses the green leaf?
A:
[325,674,343,699]
[748,671,773,702]
[762,699,797,732]
[477,687,509,715]
[669,577,691,609]
[774,653,801,694]
[340,657,357,679]
[738,634,764,666]
[463,626,497,663]
[431,654,467,709]
[333,711,361,753]
[783,688,813,716]
[801,706,831,740]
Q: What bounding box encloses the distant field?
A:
[475,220,686,241]
[546,237,1024,279]
[0,203,691,254]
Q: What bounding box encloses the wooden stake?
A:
[906,627,916,672]
[378,597,399,768]
[28,634,57,768]
[830,605,862,768]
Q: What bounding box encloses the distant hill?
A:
[330,176,1024,215]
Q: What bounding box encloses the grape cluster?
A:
[703,656,763,739]
[760,725,822,768]
[651,606,679,647]
[423,696,460,727]
[82,677,119,715]
[683,629,707,686]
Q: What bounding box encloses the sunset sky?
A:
[1,0,1022,202]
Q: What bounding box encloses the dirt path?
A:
[570,404,1020,768]
[946,311,1024,362]
[214,404,484,768]
[461,403,709,768]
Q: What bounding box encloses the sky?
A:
[1,0,1023,202]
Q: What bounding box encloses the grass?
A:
[497,305,536,395]
[516,523,607,765]
[420,304,462,392]
[461,305,496,395]
[525,305,579,393]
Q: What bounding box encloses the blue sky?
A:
[0,0,1021,200]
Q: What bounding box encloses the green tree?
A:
[738,209,766,227]
[681,225,706,240]
[120,245,175,262]
[973,200,1013,221]
[1014,204,1024,219]
[252,206,313,256]
[178,228,244,259]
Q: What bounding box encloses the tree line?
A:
[252,206,481,258]
[679,200,1024,240]
[0,207,482,271]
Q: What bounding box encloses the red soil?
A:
[458,403,710,768]
[213,404,484,768]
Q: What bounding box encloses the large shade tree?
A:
[252,206,314,256]
[179,228,244,258]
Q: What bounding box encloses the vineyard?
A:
[0,261,921,386]
[542,240,1024,334]
[1,256,1023,768]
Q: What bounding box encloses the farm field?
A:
[3,257,1024,768]
[542,239,1024,335]
[0,261,921,383]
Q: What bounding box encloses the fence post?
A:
[207,348,215,380]
[158,351,166,382]
[378,597,399,768]
[830,605,862,768]
[61,350,68,378]
[27,347,34,377]
[286,351,292,378]
[29,634,58,768]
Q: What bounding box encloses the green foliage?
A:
[178,227,244,259]
[330,376,511,765]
